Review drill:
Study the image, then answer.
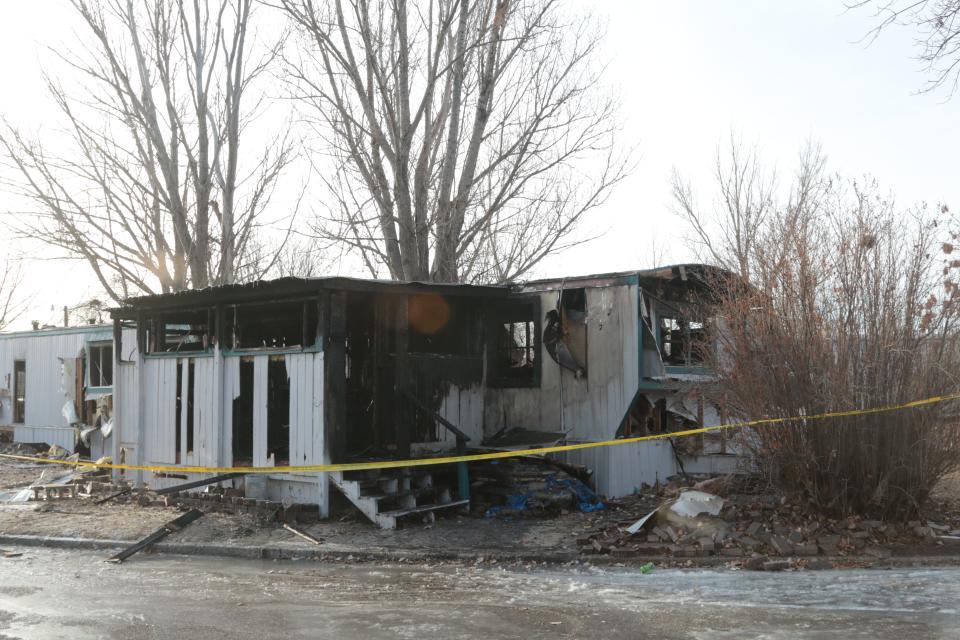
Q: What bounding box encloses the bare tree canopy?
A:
[678,140,960,518]
[0,258,28,330]
[0,0,295,303]
[279,0,629,284]
[851,0,960,94]
[671,135,828,282]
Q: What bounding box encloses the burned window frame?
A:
[654,304,710,368]
[223,299,320,353]
[486,298,542,388]
[87,341,113,387]
[144,309,212,355]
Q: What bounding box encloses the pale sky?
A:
[1,0,957,330]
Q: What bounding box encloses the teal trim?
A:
[144,351,215,360]
[636,285,643,380]
[0,325,112,340]
[635,380,684,391]
[664,365,713,376]
[85,385,113,393]
[222,344,323,357]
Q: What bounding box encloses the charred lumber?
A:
[152,473,244,495]
[106,509,203,563]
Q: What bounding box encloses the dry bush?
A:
[680,144,960,519]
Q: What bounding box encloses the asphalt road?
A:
[0,547,957,639]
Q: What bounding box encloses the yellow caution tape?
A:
[1,393,957,476]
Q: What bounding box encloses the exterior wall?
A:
[411,383,484,453]
[120,349,328,516]
[0,325,112,451]
[559,440,677,497]
[484,284,639,440]
[483,283,675,497]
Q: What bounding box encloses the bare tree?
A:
[685,143,960,519]
[278,0,629,284]
[0,0,295,303]
[672,136,828,281]
[851,0,960,94]
[0,258,27,330]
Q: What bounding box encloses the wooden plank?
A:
[153,472,245,495]
[283,523,323,545]
[105,509,203,563]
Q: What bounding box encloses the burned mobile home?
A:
[103,266,737,528]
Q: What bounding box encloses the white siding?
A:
[484,284,639,440]
[416,383,483,451]
[0,326,112,450]
[483,283,680,498]
[253,355,269,467]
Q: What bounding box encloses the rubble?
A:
[575,472,960,564]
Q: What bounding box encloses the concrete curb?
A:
[3,533,960,569]
[0,533,578,565]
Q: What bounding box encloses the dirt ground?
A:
[1,455,958,566]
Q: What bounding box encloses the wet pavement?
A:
[0,547,957,639]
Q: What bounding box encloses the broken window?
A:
[232,359,255,465]
[658,314,708,366]
[560,288,586,319]
[229,301,318,350]
[149,309,210,353]
[88,343,113,387]
[487,301,540,387]
[13,360,25,424]
[267,358,290,465]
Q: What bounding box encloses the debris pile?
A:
[578,474,960,567]
[469,457,604,518]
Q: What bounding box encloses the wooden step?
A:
[378,499,469,519]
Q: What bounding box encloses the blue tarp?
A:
[484,470,605,517]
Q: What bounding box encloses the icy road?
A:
[0,547,957,639]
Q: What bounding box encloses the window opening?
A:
[13,360,25,424]
[88,344,113,386]
[232,301,316,350]
[151,309,209,353]
[487,301,540,387]
[658,315,708,366]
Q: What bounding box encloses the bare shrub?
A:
[681,145,960,519]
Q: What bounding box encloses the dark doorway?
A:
[232,360,254,465]
[267,358,290,465]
